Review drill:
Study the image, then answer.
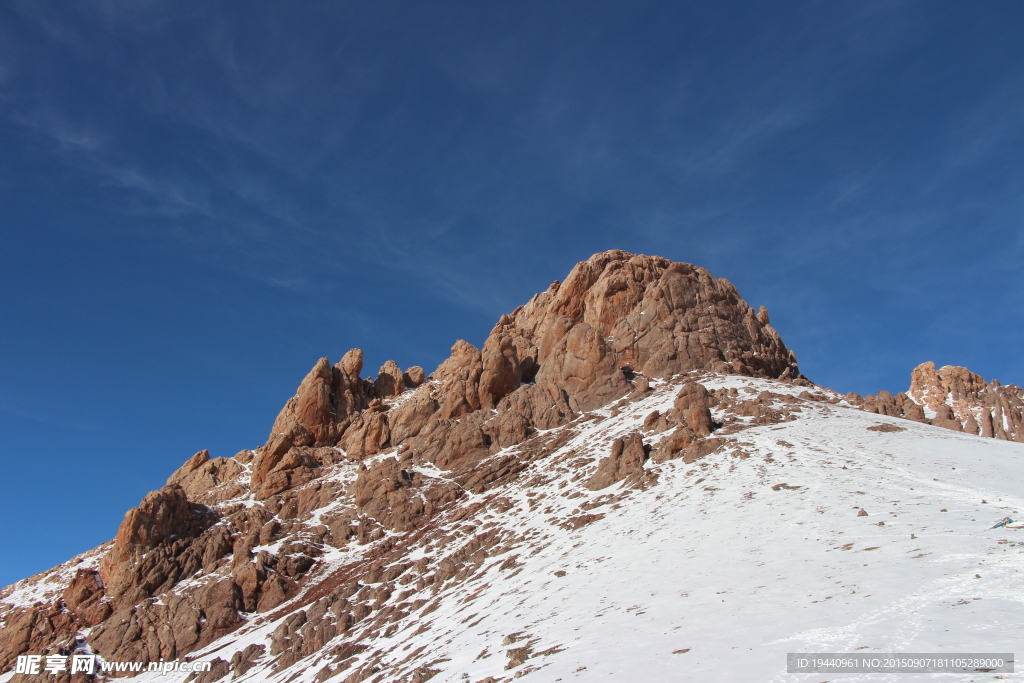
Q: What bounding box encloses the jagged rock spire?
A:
[249,250,803,498]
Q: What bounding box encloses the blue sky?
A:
[1,1,1022,587]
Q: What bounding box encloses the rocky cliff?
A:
[256,250,802,486]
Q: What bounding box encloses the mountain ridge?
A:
[2,250,1022,683]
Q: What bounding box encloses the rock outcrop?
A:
[166,450,246,505]
[99,485,218,596]
[908,362,1024,440]
[245,250,803,501]
[674,381,716,437]
[350,458,462,532]
[373,360,405,399]
[389,251,800,471]
[857,362,1024,442]
[8,250,1024,683]
[586,433,649,490]
[475,251,801,404]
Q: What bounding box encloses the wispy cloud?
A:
[266,276,311,292]
[10,109,223,221]
[681,102,814,178]
[12,109,106,152]
[106,166,215,217]
[352,208,518,317]
[6,99,324,286]
[0,401,103,433]
[925,80,1024,193]
[11,1,94,53]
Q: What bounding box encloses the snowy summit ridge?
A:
[2,250,1022,683]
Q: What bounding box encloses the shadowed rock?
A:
[403,365,426,387]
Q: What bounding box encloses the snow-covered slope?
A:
[8,374,1019,683]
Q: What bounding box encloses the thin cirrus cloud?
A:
[7,102,328,288]
[11,109,106,152]
[1,1,1021,371]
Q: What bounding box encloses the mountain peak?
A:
[487,250,800,386]
[250,250,803,504]
[5,252,1021,683]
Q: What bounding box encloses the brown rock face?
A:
[685,403,715,438]
[433,339,484,419]
[858,361,1024,442]
[339,347,364,383]
[107,485,210,557]
[267,349,370,446]
[403,365,426,387]
[271,358,338,444]
[586,433,648,490]
[493,384,574,431]
[350,458,461,531]
[493,251,800,385]
[908,362,1024,441]
[931,404,963,432]
[99,485,217,596]
[252,349,375,497]
[252,440,324,500]
[484,408,534,450]
[0,603,75,675]
[166,450,245,505]
[863,390,904,418]
[61,569,111,626]
[535,323,629,412]
[388,391,440,445]
[651,427,694,463]
[373,360,405,398]
[419,250,800,438]
[391,250,800,469]
[339,400,391,457]
[674,382,715,437]
[479,320,538,409]
[249,250,802,495]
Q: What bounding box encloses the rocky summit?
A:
[2,250,1023,683]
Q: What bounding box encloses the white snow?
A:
[4,374,1022,683]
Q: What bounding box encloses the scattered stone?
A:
[867,423,906,432]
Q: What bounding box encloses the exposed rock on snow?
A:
[859,361,1024,442]
[585,432,648,490]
